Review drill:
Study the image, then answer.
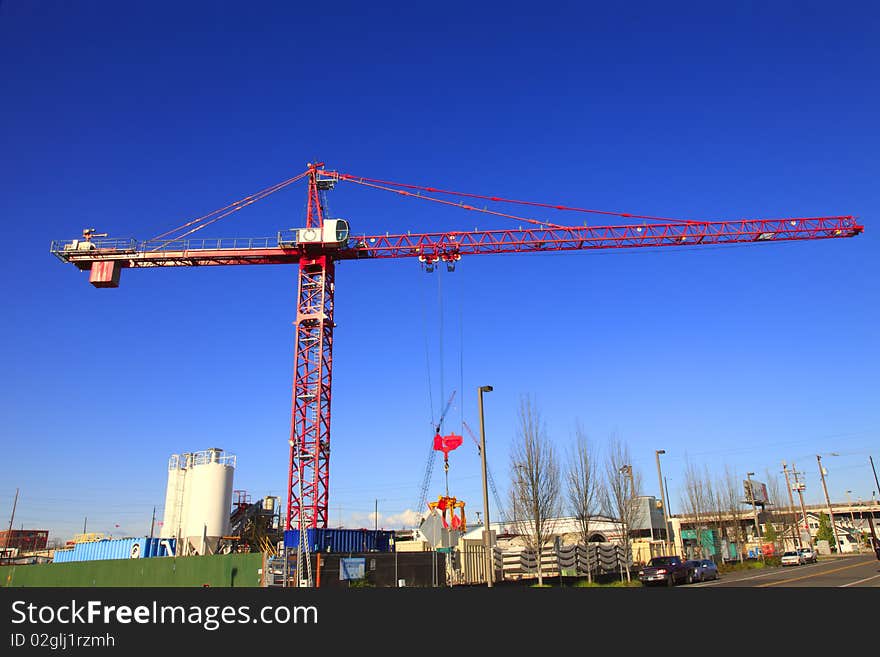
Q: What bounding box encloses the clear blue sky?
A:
[1,2,878,541]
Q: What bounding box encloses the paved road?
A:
[687,554,880,587]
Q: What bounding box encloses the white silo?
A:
[182,448,235,555]
[160,453,186,540]
[178,452,195,547]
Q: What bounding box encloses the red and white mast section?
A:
[287,163,335,530]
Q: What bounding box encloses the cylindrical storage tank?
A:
[177,453,194,546]
[183,448,234,554]
[160,455,183,539]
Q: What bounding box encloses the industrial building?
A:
[0,529,49,556]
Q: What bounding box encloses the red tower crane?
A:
[50,162,863,532]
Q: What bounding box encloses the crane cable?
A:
[338,172,702,225]
[437,272,446,496]
[340,177,569,229]
[416,273,437,516]
[148,170,310,248]
[422,274,436,430]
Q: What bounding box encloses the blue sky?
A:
[1,2,878,541]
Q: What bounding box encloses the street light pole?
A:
[746,472,764,563]
[478,385,494,588]
[817,455,841,554]
[655,450,671,556]
[617,465,633,581]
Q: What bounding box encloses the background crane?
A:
[415,391,457,518]
[50,161,863,531]
[461,420,508,526]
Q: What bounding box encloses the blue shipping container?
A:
[53,537,177,563]
[283,528,394,553]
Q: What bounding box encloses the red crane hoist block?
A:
[433,433,463,457]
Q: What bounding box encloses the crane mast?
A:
[289,252,334,530]
[287,164,339,530]
[49,163,864,530]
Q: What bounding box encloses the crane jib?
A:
[50,216,863,288]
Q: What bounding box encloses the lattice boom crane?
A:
[50,162,863,531]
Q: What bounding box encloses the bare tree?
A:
[680,457,711,558]
[704,473,724,559]
[763,468,787,551]
[601,436,641,581]
[566,422,599,582]
[509,395,561,586]
[47,537,66,550]
[721,465,745,563]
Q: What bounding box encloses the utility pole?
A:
[149,506,156,539]
[866,512,879,559]
[791,465,812,548]
[664,477,672,514]
[845,490,859,553]
[781,463,801,549]
[870,456,880,505]
[394,535,399,587]
[817,455,841,554]
[3,488,19,561]
[374,499,378,532]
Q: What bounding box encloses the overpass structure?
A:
[670,500,880,556]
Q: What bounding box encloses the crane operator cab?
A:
[279,219,350,249]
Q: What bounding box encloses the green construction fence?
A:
[0,553,263,587]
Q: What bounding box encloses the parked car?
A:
[684,560,702,581]
[689,558,719,582]
[781,550,805,566]
[797,547,818,563]
[638,556,693,586]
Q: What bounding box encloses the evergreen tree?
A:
[816,512,835,551]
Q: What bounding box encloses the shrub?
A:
[574,579,641,588]
[718,559,766,574]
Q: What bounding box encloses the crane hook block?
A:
[433,433,463,457]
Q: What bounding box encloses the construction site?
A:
[4,15,880,657]
[1,160,874,589]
